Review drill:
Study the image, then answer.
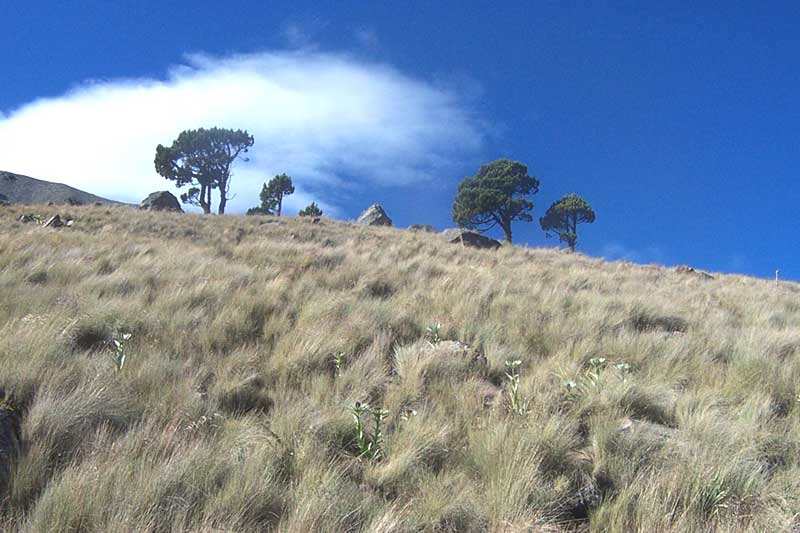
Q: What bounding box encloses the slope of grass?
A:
[1,204,799,531]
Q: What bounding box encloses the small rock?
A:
[617,417,678,446]
[311,217,321,224]
[424,340,471,356]
[409,224,436,232]
[17,215,34,223]
[675,265,714,280]
[357,204,392,226]
[65,219,74,227]
[44,214,63,228]
[424,340,487,368]
[476,379,503,408]
[140,191,183,212]
[441,228,501,250]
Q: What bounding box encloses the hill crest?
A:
[0,170,123,206]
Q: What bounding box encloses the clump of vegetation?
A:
[332,351,346,377]
[298,202,322,217]
[248,173,294,216]
[348,402,389,461]
[562,357,631,402]
[424,322,442,345]
[627,307,689,333]
[110,332,131,372]
[503,360,530,416]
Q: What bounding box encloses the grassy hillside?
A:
[1,205,799,532]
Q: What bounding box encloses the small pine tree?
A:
[248,174,295,216]
[539,193,596,251]
[298,202,323,217]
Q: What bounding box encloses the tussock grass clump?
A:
[0,204,799,531]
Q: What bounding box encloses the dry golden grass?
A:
[1,204,799,531]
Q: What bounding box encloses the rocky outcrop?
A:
[140,191,183,212]
[357,204,392,226]
[409,224,436,232]
[441,228,501,250]
[675,265,714,280]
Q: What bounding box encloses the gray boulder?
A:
[441,228,501,250]
[357,204,392,226]
[140,191,183,212]
[409,224,436,232]
[0,405,21,493]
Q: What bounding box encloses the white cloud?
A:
[0,50,483,215]
[600,242,665,265]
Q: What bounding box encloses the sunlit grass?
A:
[1,204,799,531]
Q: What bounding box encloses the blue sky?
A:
[1,2,798,279]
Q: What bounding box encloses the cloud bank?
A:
[0,51,484,214]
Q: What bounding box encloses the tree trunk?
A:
[277,195,282,217]
[570,214,577,251]
[218,194,226,214]
[199,184,211,214]
[501,219,512,243]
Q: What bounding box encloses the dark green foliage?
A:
[154,127,254,214]
[451,159,539,243]
[539,193,596,252]
[298,202,322,217]
[25,270,48,284]
[251,174,294,216]
[627,307,688,333]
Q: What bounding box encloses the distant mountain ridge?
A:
[0,171,124,206]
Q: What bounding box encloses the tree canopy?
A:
[154,127,253,214]
[539,193,596,251]
[298,202,323,217]
[451,159,539,243]
[247,174,295,216]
